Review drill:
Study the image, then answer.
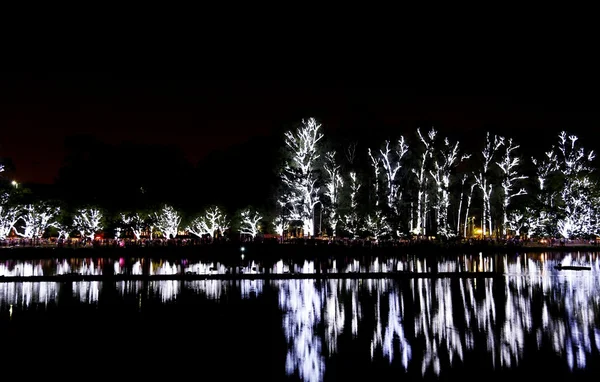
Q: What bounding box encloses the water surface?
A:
[1,252,599,381]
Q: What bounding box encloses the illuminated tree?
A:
[369,138,409,215]
[368,137,408,238]
[473,132,504,237]
[273,185,293,237]
[527,149,558,236]
[523,207,541,237]
[412,128,436,235]
[342,144,361,239]
[368,148,381,207]
[240,208,262,238]
[557,177,595,238]
[15,203,60,239]
[529,132,598,238]
[507,212,525,236]
[323,151,343,236]
[554,132,596,237]
[121,212,147,241]
[147,217,157,240]
[0,203,20,240]
[496,138,527,236]
[0,164,20,240]
[273,215,286,236]
[365,210,389,241]
[429,137,469,237]
[344,172,361,239]
[532,149,558,198]
[73,208,103,241]
[56,219,74,240]
[56,225,71,240]
[279,118,324,237]
[154,204,181,240]
[463,183,476,237]
[187,206,229,239]
[456,175,468,236]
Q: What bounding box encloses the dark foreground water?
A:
[1,252,599,381]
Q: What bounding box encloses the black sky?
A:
[1,72,600,184]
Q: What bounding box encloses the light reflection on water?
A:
[0,262,44,277]
[72,281,100,303]
[0,253,513,278]
[57,259,102,275]
[372,282,412,367]
[0,282,58,307]
[113,279,265,302]
[277,279,325,382]
[0,281,97,305]
[0,252,599,381]
[0,258,102,277]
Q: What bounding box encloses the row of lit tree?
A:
[274,118,598,239]
[1,118,599,240]
[0,198,262,241]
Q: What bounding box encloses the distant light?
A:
[11,180,18,188]
[241,254,245,260]
[240,246,245,252]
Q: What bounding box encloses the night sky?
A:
[2,72,600,184]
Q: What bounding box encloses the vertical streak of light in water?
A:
[369,279,411,368]
[278,279,325,382]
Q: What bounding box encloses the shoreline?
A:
[1,243,598,260]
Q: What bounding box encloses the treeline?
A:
[1,118,599,241]
[274,119,599,240]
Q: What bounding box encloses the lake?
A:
[1,252,599,381]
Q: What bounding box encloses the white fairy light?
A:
[412,128,437,235]
[0,203,21,240]
[430,137,469,237]
[496,138,527,236]
[72,208,103,241]
[343,171,361,239]
[14,203,60,239]
[154,204,181,240]
[187,206,229,240]
[473,132,504,237]
[370,138,409,214]
[279,118,324,237]
[323,151,343,237]
[240,208,262,238]
[121,212,147,240]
